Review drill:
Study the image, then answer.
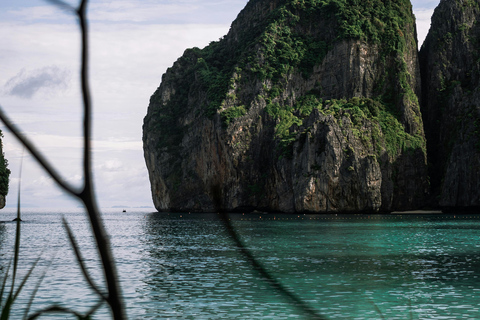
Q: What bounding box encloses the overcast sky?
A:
[0,0,440,209]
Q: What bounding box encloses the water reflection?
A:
[139,213,480,319]
[2,210,478,319]
[140,213,304,319]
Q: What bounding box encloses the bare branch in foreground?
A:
[0,0,126,318]
[211,184,329,320]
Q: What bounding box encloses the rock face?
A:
[420,0,480,210]
[0,134,9,209]
[143,0,429,213]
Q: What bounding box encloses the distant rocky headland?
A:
[143,0,480,213]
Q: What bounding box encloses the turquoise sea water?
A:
[1,209,480,319]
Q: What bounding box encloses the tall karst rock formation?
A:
[143,0,429,213]
[420,0,480,210]
[0,134,10,209]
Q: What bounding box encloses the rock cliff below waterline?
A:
[420,0,480,210]
[143,0,429,213]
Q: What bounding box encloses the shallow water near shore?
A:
[1,208,480,319]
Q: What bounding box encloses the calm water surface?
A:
[1,209,480,319]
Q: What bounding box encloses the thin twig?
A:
[211,185,328,320]
[0,0,126,318]
[11,154,24,293]
[368,299,386,320]
[409,298,414,320]
[85,299,105,318]
[12,256,42,302]
[62,217,108,300]
[0,261,12,304]
[27,299,104,319]
[27,305,84,320]
[23,256,55,320]
[221,213,328,320]
[43,0,75,12]
[75,1,125,317]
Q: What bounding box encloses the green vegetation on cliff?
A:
[247,0,422,159]
[266,95,425,159]
[149,0,415,120]
[329,0,415,51]
[147,0,423,160]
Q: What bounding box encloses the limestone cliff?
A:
[143,0,429,213]
[0,134,9,209]
[420,0,480,210]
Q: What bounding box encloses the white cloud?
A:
[8,5,70,21]
[89,2,198,22]
[30,175,55,187]
[4,1,248,24]
[87,0,249,24]
[88,22,230,114]
[97,159,123,171]
[93,152,152,208]
[415,8,435,47]
[92,139,142,152]
[0,22,80,98]
[3,66,71,99]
